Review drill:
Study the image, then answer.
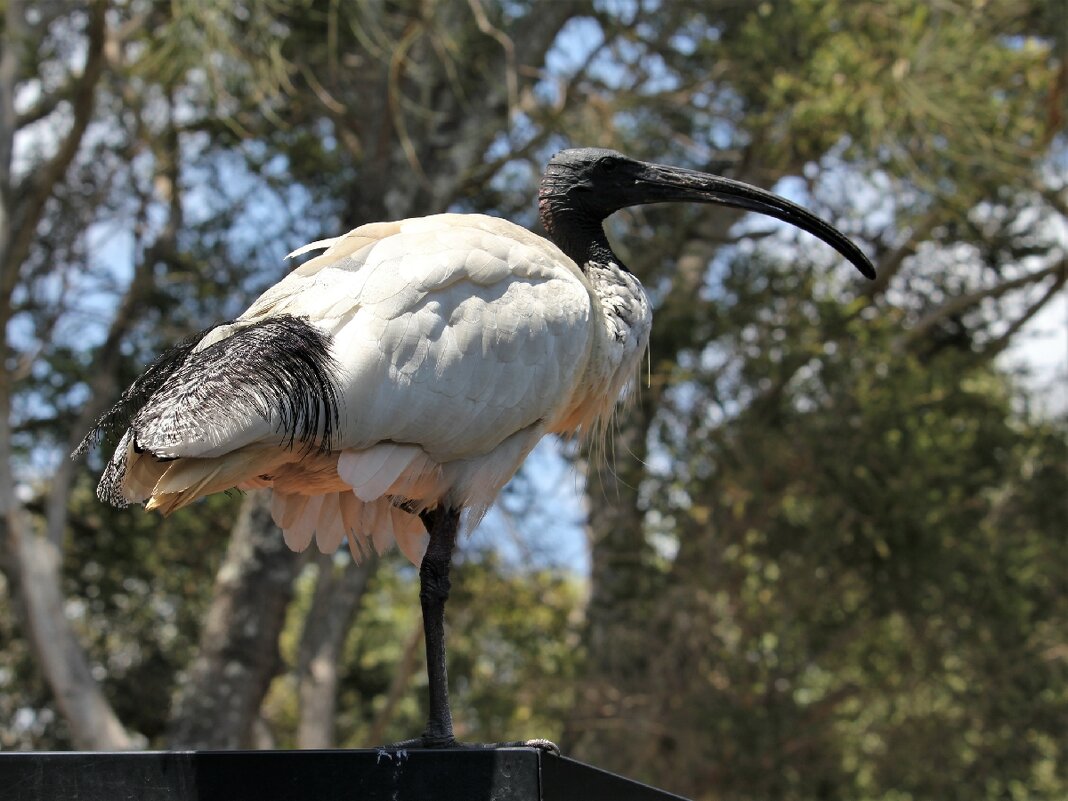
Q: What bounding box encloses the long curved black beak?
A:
[631,162,876,280]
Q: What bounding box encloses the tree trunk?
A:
[167,491,301,749]
[295,551,378,749]
[0,387,136,750]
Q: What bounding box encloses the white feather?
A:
[286,237,340,260]
[337,444,424,501]
[275,493,308,531]
[364,501,393,555]
[270,491,290,529]
[336,444,389,489]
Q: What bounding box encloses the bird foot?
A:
[383,736,560,755]
[507,738,561,756]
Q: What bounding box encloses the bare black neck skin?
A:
[538,193,623,273]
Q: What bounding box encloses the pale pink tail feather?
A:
[270,490,428,566]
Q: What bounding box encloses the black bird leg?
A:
[417,505,461,747]
[390,504,559,755]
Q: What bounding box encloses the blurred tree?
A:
[0,0,332,747]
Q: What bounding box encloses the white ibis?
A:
[78,148,875,748]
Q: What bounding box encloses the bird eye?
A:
[601,157,619,172]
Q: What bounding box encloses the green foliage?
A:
[720,1,1054,188]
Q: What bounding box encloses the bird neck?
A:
[538,196,621,273]
[537,193,652,436]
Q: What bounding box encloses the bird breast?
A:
[549,260,652,435]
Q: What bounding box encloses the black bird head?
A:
[539,148,875,280]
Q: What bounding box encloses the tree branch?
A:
[2,0,108,304]
[864,212,940,300]
[976,267,1067,362]
[14,83,73,130]
[903,260,1064,347]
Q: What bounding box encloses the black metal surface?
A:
[0,747,691,801]
[542,753,692,801]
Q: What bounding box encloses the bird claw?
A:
[518,738,561,756]
[465,738,561,756]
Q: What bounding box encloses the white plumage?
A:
[104,213,651,565]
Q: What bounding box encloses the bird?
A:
[77,147,875,749]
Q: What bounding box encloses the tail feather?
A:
[339,492,370,563]
[271,491,292,529]
[273,492,308,530]
[123,443,161,502]
[144,446,285,513]
[284,494,322,552]
[151,460,224,497]
[365,502,392,555]
[392,506,430,565]
[272,490,423,565]
[315,494,344,553]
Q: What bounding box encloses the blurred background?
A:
[0,1,1065,799]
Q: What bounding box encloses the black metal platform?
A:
[0,747,690,801]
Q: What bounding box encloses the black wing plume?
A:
[72,326,216,458]
[77,315,343,464]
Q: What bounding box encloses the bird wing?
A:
[133,213,595,464]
